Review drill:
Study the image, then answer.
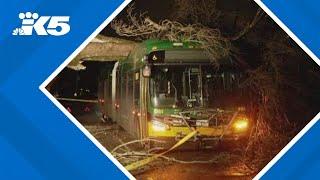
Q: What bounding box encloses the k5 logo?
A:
[13,12,70,36]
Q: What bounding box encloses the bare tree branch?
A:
[111,5,232,64]
[229,8,265,41]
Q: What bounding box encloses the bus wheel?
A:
[101,113,112,123]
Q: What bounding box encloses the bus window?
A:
[134,71,140,108]
[121,72,127,103]
[115,69,121,109]
[128,72,133,107]
[202,68,242,108]
[150,65,242,109]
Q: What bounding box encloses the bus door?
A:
[139,70,148,139]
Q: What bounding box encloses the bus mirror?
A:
[142,65,151,77]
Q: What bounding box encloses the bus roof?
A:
[120,39,238,71]
[142,39,203,54]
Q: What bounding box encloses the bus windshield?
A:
[150,65,242,109]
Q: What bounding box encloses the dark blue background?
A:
[0,0,129,179]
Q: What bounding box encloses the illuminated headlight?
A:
[151,120,169,131]
[232,117,249,132]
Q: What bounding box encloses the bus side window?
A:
[116,68,121,109]
[121,72,127,112]
[125,73,129,102]
[127,72,133,110]
[134,72,140,108]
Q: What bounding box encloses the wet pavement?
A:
[74,111,255,180]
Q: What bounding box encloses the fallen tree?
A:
[67,35,137,70]
[112,4,231,66]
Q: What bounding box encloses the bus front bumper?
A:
[148,122,249,144]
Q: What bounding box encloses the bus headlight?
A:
[151,120,169,131]
[232,117,249,132]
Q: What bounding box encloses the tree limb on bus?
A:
[67,35,138,70]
